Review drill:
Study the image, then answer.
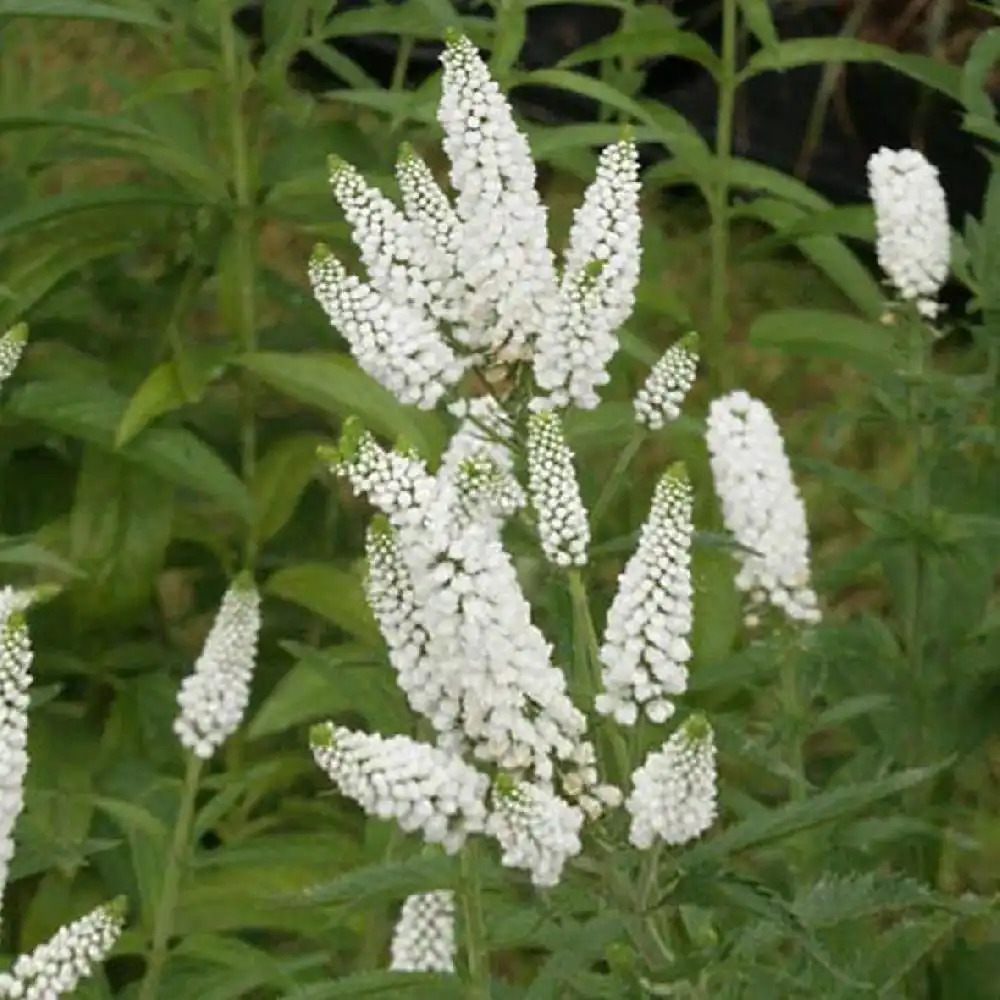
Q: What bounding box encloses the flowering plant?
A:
[301,34,823,990]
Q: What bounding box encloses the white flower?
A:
[0,593,33,915]
[174,578,262,759]
[438,32,557,356]
[389,891,456,973]
[0,898,125,999]
[526,408,589,567]
[634,333,699,430]
[310,724,488,854]
[533,138,641,409]
[706,391,820,626]
[626,715,717,849]
[596,465,694,726]
[0,325,27,390]
[867,147,949,319]
[486,780,583,888]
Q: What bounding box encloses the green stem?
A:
[459,842,491,999]
[568,570,631,785]
[779,639,806,802]
[589,428,645,531]
[138,755,203,1000]
[220,0,259,571]
[706,0,738,394]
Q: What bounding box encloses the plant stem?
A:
[459,842,491,999]
[220,0,259,570]
[589,428,645,531]
[706,0,738,394]
[138,755,203,1000]
[779,638,807,802]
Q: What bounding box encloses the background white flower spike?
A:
[0,898,125,999]
[596,464,694,726]
[174,576,262,760]
[310,724,489,854]
[706,391,821,626]
[626,714,718,849]
[867,147,950,319]
[634,332,700,430]
[389,891,456,973]
[0,324,27,390]
[526,408,590,568]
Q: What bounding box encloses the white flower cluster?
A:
[310,724,488,854]
[596,466,694,725]
[0,325,27,390]
[334,424,595,793]
[0,591,33,916]
[0,899,125,1000]
[626,716,717,849]
[389,891,456,973]
[526,409,589,567]
[174,578,262,760]
[534,138,642,409]
[486,780,584,888]
[867,147,950,319]
[634,334,699,430]
[309,35,640,413]
[706,391,820,625]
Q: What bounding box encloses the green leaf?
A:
[265,562,379,643]
[741,38,961,101]
[248,644,392,739]
[0,0,165,25]
[121,68,216,110]
[115,363,187,447]
[251,433,326,544]
[961,28,1000,142]
[7,380,250,518]
[748,309,895,373]
[737,0,779,49]
[557,26,720,77]
[239,352,445,458]
[680,761,951,866]
[289,971,464,999]
[0,537,83,577]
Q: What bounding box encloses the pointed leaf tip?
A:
[336,416,365,462]
[678,330,700,354]
[316,443,340,468]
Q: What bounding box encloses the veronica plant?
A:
[303,35,823,994]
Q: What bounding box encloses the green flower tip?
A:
[368,513,393,538]
[3,611,26,633]
[327,153,348,177]
[397,141,417,165]
[316,443,341,470]
[493,772,518,798]
[5,323,27,344]
[232,570,256,592]
[309,243,335,268]
[582,258,606,281]
[335,416,366,463]
[309,722,335,748]
[678,330,699,354]
[443,27,467,47]
[105,896,128,921]
[665,460,689,484]
[28,583,61,606]
[393,434,419,457]
[681,712,712,743]
[618,123,635,144]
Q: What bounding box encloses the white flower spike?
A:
[634,333,699,430]
[596,464,694,726]
[867,147,950,319]
[310,724,489,854]
[390,891,456,973]
[526,408,589,567]
[706,391,820,626]
[0,325,27,390]
[626,714,717,849]
[174,577,262,760]
[0,898,125,999]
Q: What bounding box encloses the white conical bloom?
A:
[308,246,465,410]
[0,325,27,390]
[486,780,583,888]
[526,408,589,568]
[310,724,488,854]
[437,33,557,356]
[706,391,820,626]
[867,147,949,319]
[626,715,717,849]
[0,593,33,914]
[596,465,694,726]
[0,898,125,999]
[174,578,262,760]
[634,334,699,430]
[533,138,641,409]
[389,891,456,973]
